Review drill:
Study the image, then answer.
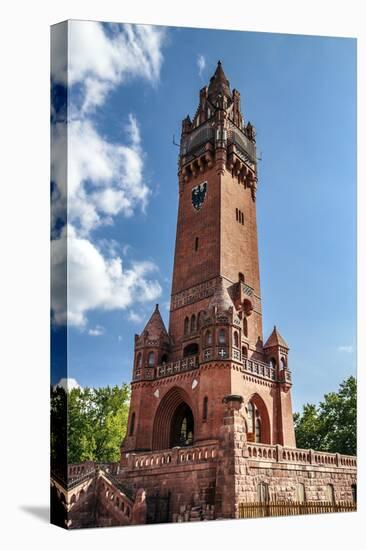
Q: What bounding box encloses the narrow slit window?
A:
[195,237,199,251]
[243,317,248,337]
[129,412,135,436]
[203,396,208,422]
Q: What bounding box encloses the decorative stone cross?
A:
[204,350,211,360]
[218,348,227,358]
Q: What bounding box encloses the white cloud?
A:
[197,54,206,77]
[88,325,105,336]
[54,378,81,391]
[66,115,149,235]
[66,21,166,113]
[51,22,166,328]
[51,114,148,239]
[128,310,144,323]
[338,345,354,353]
[51,226,162,327]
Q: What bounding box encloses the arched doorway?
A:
[170,402,194,447]
[152,387,196,450]
[246,393,271,444]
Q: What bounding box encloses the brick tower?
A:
[122,61,296,459]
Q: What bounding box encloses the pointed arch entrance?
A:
[152,387,196,450]
[246,393,271,444]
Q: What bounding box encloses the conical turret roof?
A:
[208,60,231,102]
[209,278,234,311]
[264,326,289,350]
[141,304,169,341]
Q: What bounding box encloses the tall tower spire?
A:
[207,60,231,103]
[122,63,296,455]
[171,60,261,350]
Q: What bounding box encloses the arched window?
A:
[184,317,189,335]
[129,413,135,436]
[190,314,196,333]
[197,310,204,328]
[234,331,239,347]
[280,357,286,370]
[246,396,270,444]
[257,482,269,503]
[203,396,208,422]
[136,352,142,369]
[205,330,212,346]
[238,272,245,283]
[161,353,168,365]
[183,343,199,357]
[242,346,248,358]
[255,417,261,443]
[243,317,248,337]
[148,351,155,367]
[170,402,194,447]
[218,329,226,344]
[296,483,305,503]
[247,402,254,432]
[325,484,335,504]
[270,358,276,369]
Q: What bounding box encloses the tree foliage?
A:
[51,384,130,466]
[293,376,356,455]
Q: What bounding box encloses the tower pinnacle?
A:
[207,60,231,102]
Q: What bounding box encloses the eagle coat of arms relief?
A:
[191,181,207,211]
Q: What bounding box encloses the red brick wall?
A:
[171,167,221,298]
[220,170,263,343]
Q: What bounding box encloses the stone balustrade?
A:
[68,461,119,481]
[68,461,95,481]
[156,355,199,378]
[134,350,293,385]
[247,443,357,468]
[242,358,276,381]
[130,442,219,470]
[98,474,133,523]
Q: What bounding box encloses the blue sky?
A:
[51,22,356,412]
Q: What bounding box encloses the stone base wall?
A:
[66,477,98,529]
[238,462,356,505]
[55,447,356,528]
[118,461,217,522]
[118,435,356,523]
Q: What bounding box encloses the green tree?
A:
[293,376,356,455]
[293,404,323,451]
[50,385,67,472]
[67,384,130,463]
[51,383,130,465]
